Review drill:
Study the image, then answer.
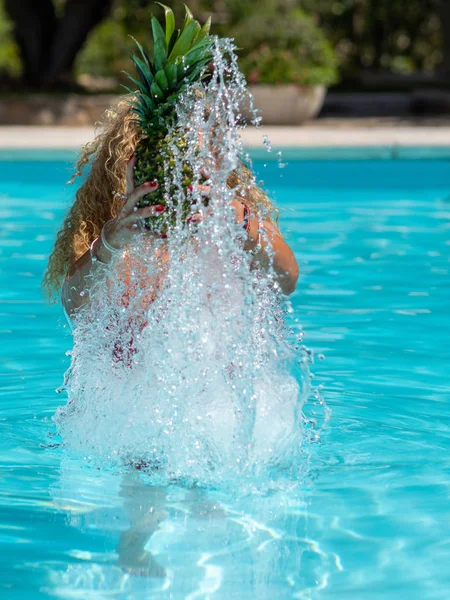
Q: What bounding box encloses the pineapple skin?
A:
[125,7,214,233]
[134,129,202,233]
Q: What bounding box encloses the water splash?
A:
[54,37,326,490]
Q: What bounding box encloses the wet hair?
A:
[43,96,277,301]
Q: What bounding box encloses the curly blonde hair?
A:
[43,96,276,302]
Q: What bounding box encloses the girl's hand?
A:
[230,198,258,242]
[187,182,259,247]
[103,155,164,250]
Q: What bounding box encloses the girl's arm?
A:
[232,200,299,295]
[62,155,163,318]
[62,235,119,318]
[250,220,299,295]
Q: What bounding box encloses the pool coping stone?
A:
[1,124,450,160]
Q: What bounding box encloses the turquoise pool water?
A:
[1,156,449,599]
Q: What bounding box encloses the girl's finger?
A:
[125,154,136,196]
[189,184,210,197]
[187,209,204,225]
[131,205,165,219]
[121,205,165,228]
[121,181,159,216]
[137,205,165,218]
[230,199,245,222]
[199,185,210,197]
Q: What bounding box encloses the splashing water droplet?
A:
[263,135,272,153]
[53,36,326,491]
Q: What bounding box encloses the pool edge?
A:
[1,145,450,162]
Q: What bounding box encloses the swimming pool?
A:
[1,155,449,599]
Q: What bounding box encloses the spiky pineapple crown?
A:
[124,3,213,133]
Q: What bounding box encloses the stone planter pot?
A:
[244,84,326,125]
[0,86,326,126]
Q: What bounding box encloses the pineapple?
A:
[124,3,213,232]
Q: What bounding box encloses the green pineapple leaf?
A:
[167,29,179,57]
[166,92,180,103]
[155,102,175,118]
[121,84,137,96]
[140,92,156,111]
[129,100,147,119]
[122,71,149,95]
[129,36,153,73]
[184,59,212,82]
[184,38,213,62]
[156,3,175,46]
[186,37,213,53]
[155,69,169,92]
[191,21,202,45]
[197,16,211,42]
[153,38,168,71]
[133,93,155,114]
[164,63,178,89]
[150,81,164,103]
[169,22,198,61]
[183,4,194,29]
[131,55,154,86]
[151,16,167,52]
[176,54,211,82]
[176,59,188,81]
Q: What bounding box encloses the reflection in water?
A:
[116,476,225,578]
[117,476,168,577]
[48,459,336,599]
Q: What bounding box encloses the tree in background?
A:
[300,0,442,78]
[3,0,113,89]
[75,0,212,83]
[0,0,449,91]
[439,0,450,73]
[228,0,338,86]
[0,0,21,82]
[78,0,442,85]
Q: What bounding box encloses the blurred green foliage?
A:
[0,0,21,78]
[300,0,442,76]
[75,1,171,83]
[75,0,338,86]
[232,2,339,85]
[0,0,444,88]
[75,8,133,79]
[241,46,338,86]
